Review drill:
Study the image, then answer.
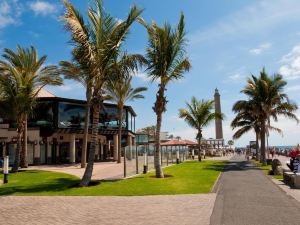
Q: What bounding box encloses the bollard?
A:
[143,150,148,174]
[176,150,179,164]
[3,156,9,184]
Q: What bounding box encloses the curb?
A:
[210,171,222,193]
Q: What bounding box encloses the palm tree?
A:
[62,0,143,186]
[232,100,283,160]
[60,49,94,168]
[105,72,147,163]
[140,125,156,141]
[231,101,261,159]
[179,97,223,161]
[140,13,191,178]
[168,134,174,140]
[227,140,234,149]
[240,68,298,163]
[0,45,62,172]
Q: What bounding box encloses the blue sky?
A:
[1,0,300,147]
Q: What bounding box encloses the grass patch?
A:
[252,160,282,180]
[0,160,227,196]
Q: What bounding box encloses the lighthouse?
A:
[214,88,223,139]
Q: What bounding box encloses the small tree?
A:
[140,125,156,141]
[227,140,234,149]
[0,45,62,171]
[179,97,223,161]
[105,58,147,163]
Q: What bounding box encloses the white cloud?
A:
[249,43,272,55]
[135,72,152,82]
[229,73,243,81]
[286,85,300,92]
[29,1,57,16]
[57,83,83,92]
[28,31,40,38]
[189,0,300,45]
[170,115,183,122]
[0,0,22,29]
[225,67,247,83]
[268,113,300,146]
[279,44,300,80]
[116,18,123,24]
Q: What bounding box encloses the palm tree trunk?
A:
[81,91,91,168]
[12,123,24,172]
[80,101,100,187]
[255,131,259,160]
[260,120,266,165]
[198,130,202,161]
[154,110,164,178]
[20,117,28,168]
[117,106,123,163]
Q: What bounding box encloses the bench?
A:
[294,173,300,188]
[283,171,300,188]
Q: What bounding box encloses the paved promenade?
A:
[210,155,300,225]
[27,161,125,180]
[0,194,216,225]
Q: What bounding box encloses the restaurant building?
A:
[0,89,136,165]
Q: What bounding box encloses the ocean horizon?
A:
[270,145,295,149]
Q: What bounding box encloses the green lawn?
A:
[252,160,282,180]
[0,160,226,196]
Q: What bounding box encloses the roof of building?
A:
[37,96,137,117]
[36,88,56,98]
[161,139,197,146]
[182,139,197,145]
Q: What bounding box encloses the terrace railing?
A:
[123,145,190,177]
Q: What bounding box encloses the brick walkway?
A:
[27,161,124,180]
[0,194,216,225]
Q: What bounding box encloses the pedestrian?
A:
[293,154,300,173]
[271,148,275,159]
[0,157,3,168]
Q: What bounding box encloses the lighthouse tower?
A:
[214,88,223,139]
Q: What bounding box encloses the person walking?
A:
[271,148,275,159]
[293,154,300,173]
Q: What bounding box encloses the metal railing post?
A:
[136,145,138,174]
[123,147,126,178]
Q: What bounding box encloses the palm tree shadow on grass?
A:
[217,161,265,172]
[0,178,79,196]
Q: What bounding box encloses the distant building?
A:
[160,132,169,142]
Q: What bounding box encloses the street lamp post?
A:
[176,146,179,164]
[143,148,147,174]
[3,155,9,184]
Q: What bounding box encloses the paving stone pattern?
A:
[0,194,216,225]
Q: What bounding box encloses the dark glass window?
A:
[127,110,135,132]
[99,106,126,129]
[29,101,54,127]
[58,102,86,128]
[128,111,132,131]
